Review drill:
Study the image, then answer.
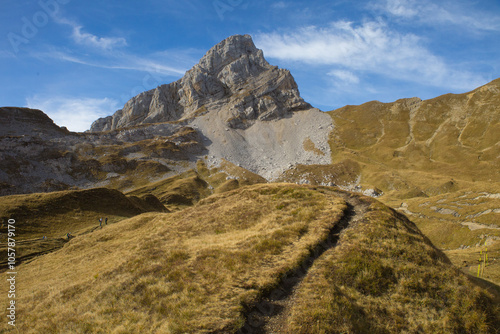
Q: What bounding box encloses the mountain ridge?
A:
[0,107,71,137]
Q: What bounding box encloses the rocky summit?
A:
[90,34,312,132]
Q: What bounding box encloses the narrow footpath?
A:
[237,191,370,334]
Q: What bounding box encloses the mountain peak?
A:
[90,34,310,132]
[197,34,267,73]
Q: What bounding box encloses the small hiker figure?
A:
[105,217,108,225]
[66,233,72,240]
[99,217,103,228]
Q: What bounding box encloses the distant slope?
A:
[126,160,267,209]
[2,184,498,333]
[325,79,500,286]
[0,187,166,268]
[0,111,205,195]
[328,78,500,195]
[0,187,167,239]
[0,107,70,137]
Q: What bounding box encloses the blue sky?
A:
[1,0,500,132]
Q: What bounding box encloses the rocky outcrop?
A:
[0,107,208,195]
[0,107,70,137]
[90,34,311,132]
[86,34,331,182]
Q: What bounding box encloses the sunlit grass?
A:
[0,184,345,333]
[287,201,500,333]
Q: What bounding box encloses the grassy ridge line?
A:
[286,200,500,333]
[0,184,346,333]
[238,189,370,333]
[125,161,267,210]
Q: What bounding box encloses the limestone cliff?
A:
[90,34,311,131]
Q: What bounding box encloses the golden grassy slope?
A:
[0,184,346,333]
[0,187,166,268]
[126,160,266,210]
[286,200,500,333]
[0,187,166,240]
[328,79,500,192]
[388,188,500,286]
[324,78,500,286]
[126,169,211,208]
[1,184,498,333]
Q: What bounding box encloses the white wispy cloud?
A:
[55,17,127,50]
[33,49,189,77]
[71,25,127,50]
[26,96,120,132]
[31,16,197,79]
[255,20,486,91]
[328,70,360,85]
[272,1,288,9]
[383,0,418,17]
[119,53,190,76]
[376,0,500,31]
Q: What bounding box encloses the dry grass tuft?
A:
[303,137,325,156]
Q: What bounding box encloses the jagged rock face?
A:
[88,34,331,182]
[90,34,311,132]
